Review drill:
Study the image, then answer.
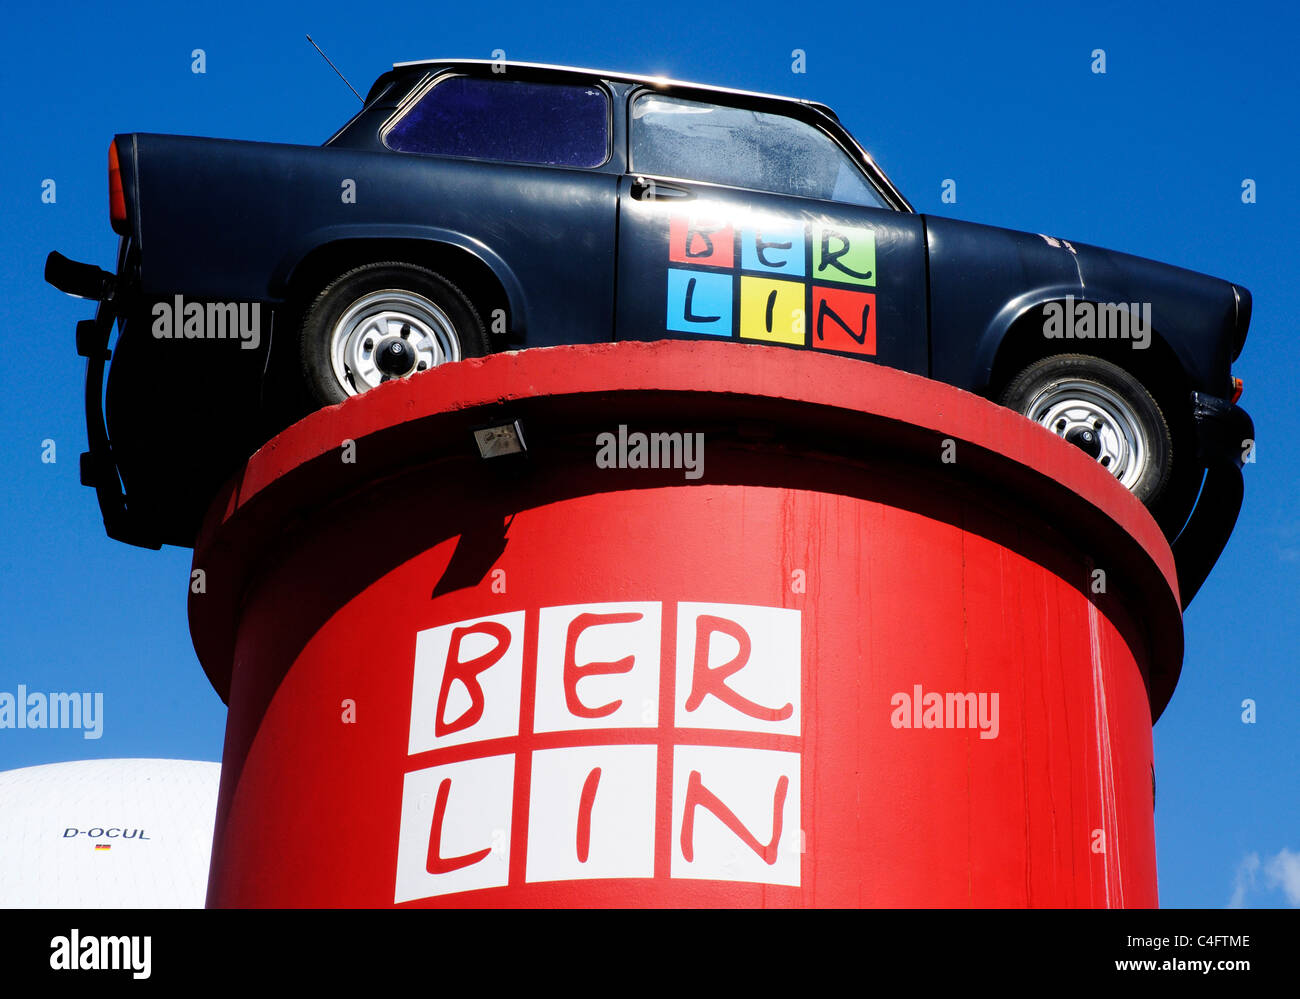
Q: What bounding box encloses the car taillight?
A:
[108,140,127,235]
[1231,377,1244,404]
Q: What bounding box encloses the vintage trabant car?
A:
[46,59,1252,604]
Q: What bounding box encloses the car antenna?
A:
[306,34,363,103]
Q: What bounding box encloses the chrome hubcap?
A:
[1024,379,1147,489]
[329,290,460,396]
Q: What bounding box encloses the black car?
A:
[46,58,1252,604]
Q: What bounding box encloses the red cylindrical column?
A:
[190,341,1182,907]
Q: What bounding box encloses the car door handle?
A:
[631,176,694,201]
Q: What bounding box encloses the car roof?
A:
[371,58,911,212]
[388,58,841,120]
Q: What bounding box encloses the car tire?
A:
[998,353,1173,506]
[298,261,487,406]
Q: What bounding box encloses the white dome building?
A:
[0,758,220,908]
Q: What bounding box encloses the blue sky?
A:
[1,0,1295,908]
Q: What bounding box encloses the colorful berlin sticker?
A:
[666,214,877,357]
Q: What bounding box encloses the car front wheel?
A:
[998,353,1173,505]
[299,262,487,406]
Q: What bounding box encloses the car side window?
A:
[630,93,886,208]
[385,76,610,168]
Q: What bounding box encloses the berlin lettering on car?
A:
[46,58,1252,605]
[666,215,878,354]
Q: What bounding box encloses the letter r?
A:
[686,615,793,721]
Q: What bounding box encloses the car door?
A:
[380,70,621,348]
[615,90,926,374]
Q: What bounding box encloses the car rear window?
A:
[631,93,885,208]
[385,75,610,167]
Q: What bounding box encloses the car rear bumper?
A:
[1172,391,1254,608]
[46,247,162,549]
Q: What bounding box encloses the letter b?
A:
[435,621,512,736]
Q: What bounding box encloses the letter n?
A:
[680,770,789,865]
[812,287,875,355]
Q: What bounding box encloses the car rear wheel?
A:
[998,353,1172,505]
[299,262,487,406]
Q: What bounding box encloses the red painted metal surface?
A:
[191,341,1182,907]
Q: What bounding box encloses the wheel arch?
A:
[271,227,528,343]
[981,291,1192,427]
[983,294,1203,538]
